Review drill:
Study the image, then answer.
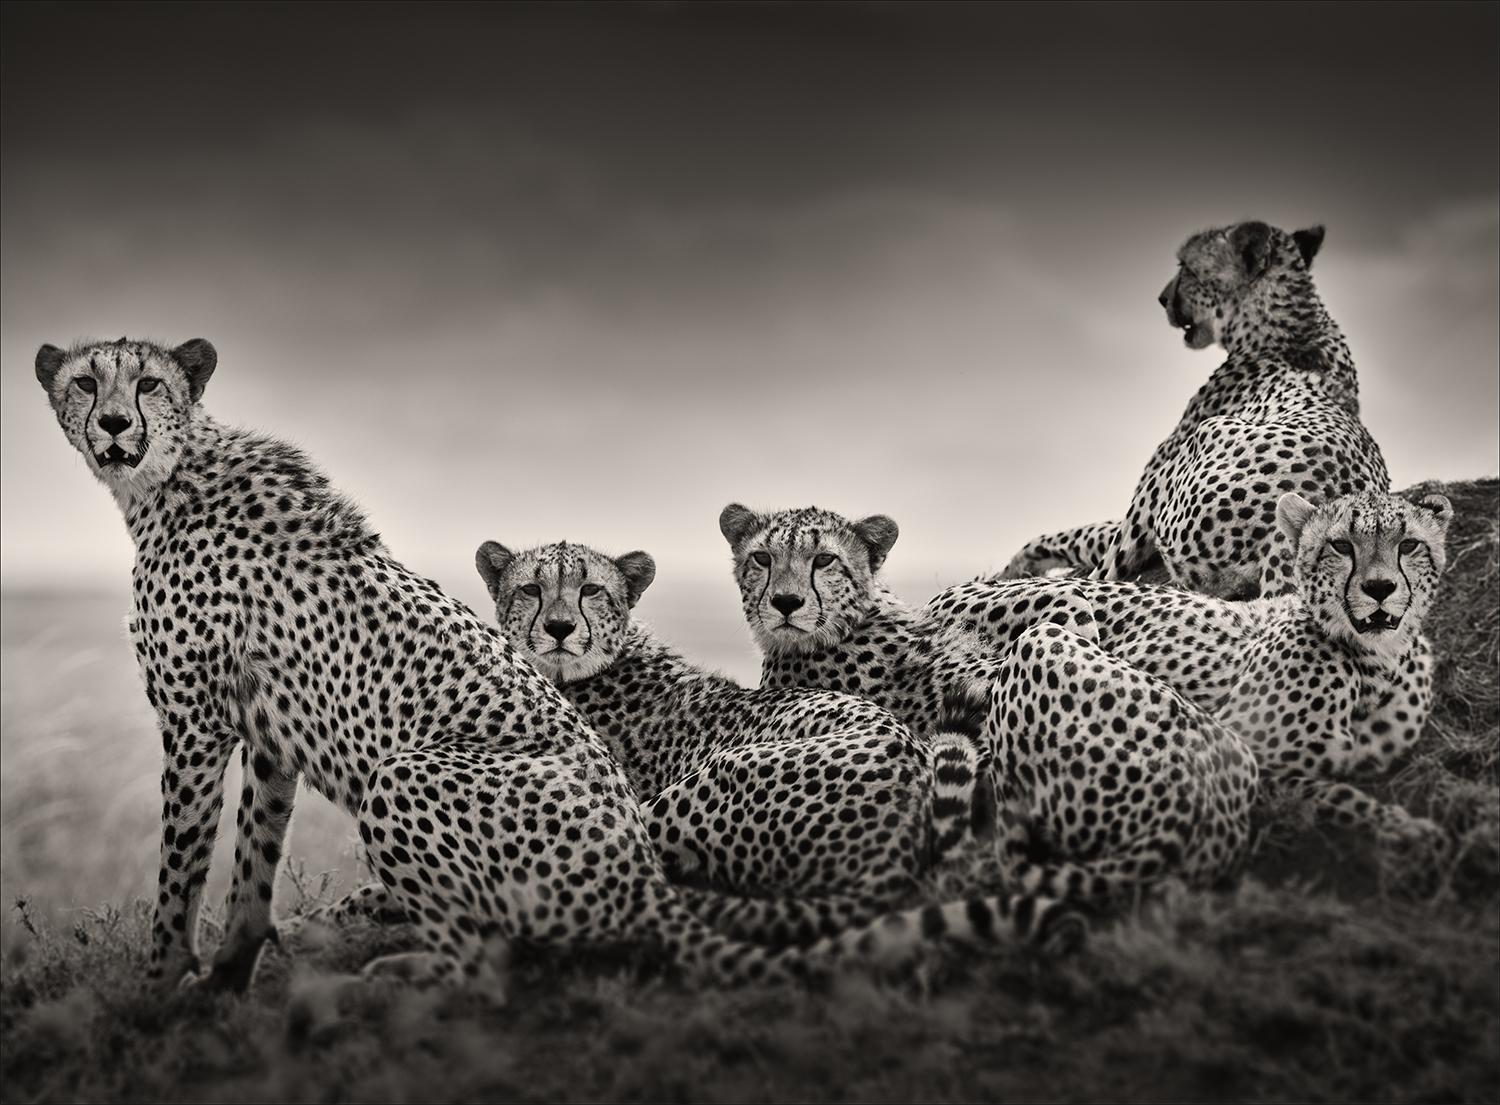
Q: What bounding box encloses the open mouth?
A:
[1351,610,1403,633]
[95,444,142,469]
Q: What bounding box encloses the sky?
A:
[2,2,1496,671]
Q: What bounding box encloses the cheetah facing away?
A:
[932,490,1454,860]
[471,539,987,946]
[36,336,1078,995]
[721,504,1259,905]
[1005,222,1389,598]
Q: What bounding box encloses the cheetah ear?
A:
[614,551,656,608]
[1276,492,1319,545]
[1415,493,1453,533]
[719,503,764,548]
[172,338,217,401]
[1292,225,1325,269]
[35,344,66,392]
[475,541,516,601]
[851,514,899,573]
[1230,221,1274,279]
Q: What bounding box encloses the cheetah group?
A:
[36,220,1459,1000]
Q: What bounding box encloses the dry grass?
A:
[2,479,1496,1103]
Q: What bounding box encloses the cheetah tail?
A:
[928,731,989,861]
[672,884,882,946]
[648,885,1086,987]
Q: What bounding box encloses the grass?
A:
[2,479,1497,1104]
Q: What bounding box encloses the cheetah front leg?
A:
[1093,494,1159,582]
[195,747,298,992]
[1000,521,1123,579]
[148,713,235,991]
[294,881,408,930]
[1263,774,1448,863]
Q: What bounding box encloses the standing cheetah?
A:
[933,490,1454,856]
[1005,221,1389,597]
[468,539,987,946]
[721,503,1258,904]
[36,337,1078,995]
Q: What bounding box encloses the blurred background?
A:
[2,2,1496,939]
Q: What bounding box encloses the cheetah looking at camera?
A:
[468,539,988,946]
[1005,221,1389,598]
[36,337,1079,996]
[721,503,1259,905]
[931,490,1454,860]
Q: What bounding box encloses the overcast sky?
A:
[3,2,1496,663]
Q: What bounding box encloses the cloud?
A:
[1318,196,1499,484]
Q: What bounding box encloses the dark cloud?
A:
[3,1,1496,636]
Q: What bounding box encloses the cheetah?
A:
[36,336,1078,994]
[932,490,1454,857]
[1004,221,1389,598]
[720,503,1258,904]
[465,539,987,946]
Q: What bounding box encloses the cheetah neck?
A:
[116,414,233,543]
[562,625,739,789]
[118,414,378,557]
[1222,273,1358,413]
[590,625,736,694]
[765,588,980,733]
[1253,597,1412,671]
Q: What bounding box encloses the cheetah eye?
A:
[520,583,542,598]
[138,377,161,394]
[580,583,602,597]
[1398,539,1419,555]
[812,553,836,569]
[74,376,97,394]
[751,551,771,568]
[1329,539,1354,556]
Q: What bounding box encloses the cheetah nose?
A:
[770,594,804,616]
[1361,579,1397,602]
[98,412,132,436]
[543,619,576,643]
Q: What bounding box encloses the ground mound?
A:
[3,481,1495,1104]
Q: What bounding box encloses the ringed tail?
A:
[650,884,1086,987]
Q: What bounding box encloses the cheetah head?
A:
[719,503,897,657]
[476,540,655,684]
[1160,222,1324,349]
[35,338,217,506]
[1278,490,1452,660]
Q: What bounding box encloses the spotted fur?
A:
[474,539,975,945]
[931,490,1453,856]
[1004,222,1389,598]
[723,504,1258,904]
[38,337,1080,996]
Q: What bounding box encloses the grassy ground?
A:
[2,480,1496,1103]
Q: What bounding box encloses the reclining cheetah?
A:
[466,539,988,946]
[36,336,1077,994]
[720,504,1258,904]
[1005,221,1389,597]
[932,490,1453,857]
